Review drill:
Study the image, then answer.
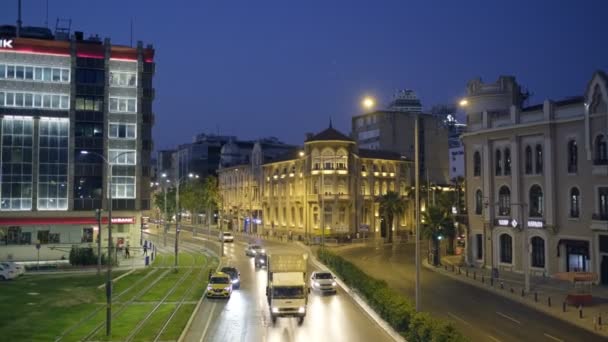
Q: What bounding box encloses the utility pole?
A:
[321,169,325,248]
[106,163,114,337]
[415,116,421,312]
[96,209,102,276]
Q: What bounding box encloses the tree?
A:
[154,187,176,222]
[421,206,451,266]
[180,180,206,224]
[201,176,221,230]
[377,191,407,244]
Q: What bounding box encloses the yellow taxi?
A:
[206,272,233,299]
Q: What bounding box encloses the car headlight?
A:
[272,307,279,313]
[224,286,231,291]
[251,250,257,254]
[232,279,239,284]
[298,306,306,314]
[207,285,212,290]
[313,281,320,287]
[260,260,265,264]
[260,249,266,253]
[331,281,337,286]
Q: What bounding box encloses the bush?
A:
[68,246,115,266]
[317,249,466,341]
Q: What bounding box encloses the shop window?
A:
[531,236,545,268]
[499,234,513,264]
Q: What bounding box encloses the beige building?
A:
[462,72,608,285]
[219,125,412,239]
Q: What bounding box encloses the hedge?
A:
[317,248,467,341]
[69,246,115,266]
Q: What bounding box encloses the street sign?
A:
[511,219,518,228]
[35,243,41,250]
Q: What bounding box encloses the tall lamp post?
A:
[414,117,421,312]
[160,173,170,247]
[81,149,132,337]
[174,172,198,269]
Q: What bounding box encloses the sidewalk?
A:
[432,254,608,337]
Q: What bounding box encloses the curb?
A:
[177,248,222,342]
[423,260,608,338]
[295,242,406,342]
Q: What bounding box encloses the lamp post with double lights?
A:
[160,173,171,247]
[80,149,133,337]
[174,172,199,269]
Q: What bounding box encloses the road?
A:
[150,227,395,342]
[337,244,604,342]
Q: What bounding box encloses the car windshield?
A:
[315,272,333,279]
[250,245,261,250]
[223,233,232,236]
[273,286,305,299]
[221,268,237,278]
[209,276,230,284]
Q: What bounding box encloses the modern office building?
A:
[218,124,412,239]
[0,25,155,261]
[462,72,608,284]
[352,90,450,185]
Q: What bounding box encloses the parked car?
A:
[220,266,241,289]
[206,272,233,299]
[310,271,337,294]
[219,232,234,243]
[245,244,265,257]
[0,264,18,280]
[254,252,268,269]
[1,262,25,276]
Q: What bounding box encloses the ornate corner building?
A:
[218,124,412,239]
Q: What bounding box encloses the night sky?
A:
[2,1,608,151]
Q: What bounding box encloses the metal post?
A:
[163,185,167,247]
[220,204,224,257]
[521,203,530,293]
[97,209,102,276]
[106,164,113,336]
[415,116,421,312]
[321,170,325,248]
[175,181,180,269]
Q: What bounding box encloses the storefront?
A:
[557,239,590,272]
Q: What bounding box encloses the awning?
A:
[0,217,135,226]
[557,239,589,258]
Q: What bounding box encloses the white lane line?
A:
[495,311,521,325]
[487,335,502,342]
[447,312,471,326]
[199,301,217,342]
[543,333,564,342]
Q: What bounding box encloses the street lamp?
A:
[80,149,132,337]
[161,173,170,247]
[174,172,199,269]
[362,96,375,110]
[459,98,468,107]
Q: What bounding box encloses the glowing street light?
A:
[459,99,468,107]
[362,96,375,110]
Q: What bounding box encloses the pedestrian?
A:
[125,243,130,259]
[208,269,213,281]
[143,243,148,256]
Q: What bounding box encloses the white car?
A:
[310,271,337,294]
[0,264,18,280]
[219,232,234,243]
[245,244,265,257]
[1,262,25,276]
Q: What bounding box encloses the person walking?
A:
[125,243,130,259]
[143,243,148,256]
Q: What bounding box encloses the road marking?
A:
[543,333,564,342]
[199,301,217,342]
[487,335,502,342]
[447,312,471,326]
[496,311,521,325]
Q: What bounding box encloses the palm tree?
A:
[377,191,407,243]
[422,206,451,266]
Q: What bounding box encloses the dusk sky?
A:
[2,0,608,151]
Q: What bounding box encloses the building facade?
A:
[0,26,155,261]
[219,125,412,239]
[462,73,608,284]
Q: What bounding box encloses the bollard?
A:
[473,272,476,280]
[490,277,494,286]
[599,314,603,326]
[521,289,525,297]
[458,267,461,275]
[481,275,485,284]
[500,282,504,289]
[444,265,448,270]
[579,305,583,319]
[548,297,551,307]
[466,269,469,277]
[562,302,566,312]
[510,288,514,294]
[452,265,455,272]
[534,292,538,302]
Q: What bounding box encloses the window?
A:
[109,150,136,165]
[75,96,103,112]
[495,149,502,176]
[567,140,577,173]
[473,151,481,176]
[313,207,319,227]
[476,234,483,260]
[339,206,346,223]
[109,97,137,113]
[504,148,511,175]
[111,176,135,198]
[82,228,94,243]
[531,237,545,268]
[525,146,532,174]
[535,144,543,174]
[595,135,608,165]
[0,116,34,211]
[599,187,608,220]
[38,118,69,211]
[109,71,137,87]
[361,181,368,195]
[109,123,136,139]
[499,234,513,264]
[475,190,483,215]
[498,186,511,216]
[0,91,69,110]
[0,63,69,83]
[570,188,580,218]
[529,185,544,217]
[323,206,332,228]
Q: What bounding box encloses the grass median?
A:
[0,251,217,341]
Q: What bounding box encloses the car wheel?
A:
[271,315,277,324]
[298,317,304,325]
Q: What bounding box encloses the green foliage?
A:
[317,249,467,341]
[154,187,177,222]
[68,246,113,266]
[377,191,407,243]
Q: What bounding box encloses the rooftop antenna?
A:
[16,0,22,37]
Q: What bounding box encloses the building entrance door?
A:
[602,256,608,285]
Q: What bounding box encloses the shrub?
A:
[68,246,115,266]
[317,248,466,341]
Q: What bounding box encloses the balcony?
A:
[591,213,608,231]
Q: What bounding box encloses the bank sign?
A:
[0,39,13,49]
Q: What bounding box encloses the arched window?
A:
[595,135,607,164]
[374,182,380,195]
[475,190,483,215]
[525,146,532,174]
[498,186,511,216]
[504,148,511,175]
[361,180,368,195]
[529,185,544,217]
[531,237,545,268]
[535,144,543,174]
[499,234,513,264]
[338,180,347,194]
[570,187,580,218]
[336,149,348,170]
[473,151,481,176]
[568,140,577,173]
[495,149,502,176]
